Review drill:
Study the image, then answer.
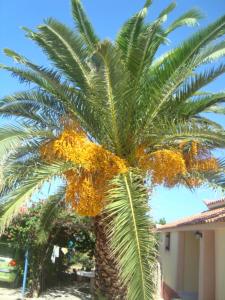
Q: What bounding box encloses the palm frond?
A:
[0,124,53,160]
[199,41,225,64]
[90,41,134,154]
[165,9,204,34]
[1,59,79,115]
[151,32,225,72]
[71,0,99,52]
[22,26,86,85]
[38,18,91,88]
[117,2,176,77]
[0,161,71,233]
[135,1,177,72]
[140,15,225,132]
[170,13,225,61]
[192,116,224,131]
[105,171,156,300]
[179,92,225,117]
[204,104,225,114]
[175,64,225,103]
[116,1,151,71]
[131,17,166,80]
[194,158,225,191]
[3,48,83,99]
[150,49,174,69]
[1,61,98,135]
[151,121,225,149]
[133,2,178,76]
[158,2,176,19]
[37,185,66,244]
[0,154,44,196]
[0,90,65,128]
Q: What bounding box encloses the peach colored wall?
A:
[198,230,215,300]
[159,232,179,290]
[183,232,199,292]
[215,228,225,300]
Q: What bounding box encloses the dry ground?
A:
[0,283,91,299]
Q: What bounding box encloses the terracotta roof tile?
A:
[157,206,225,230]
[204,198,225,209]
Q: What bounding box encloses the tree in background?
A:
[155,218,166,252]
[158,218,166,225]
[1,0,225,299]
[1,198,94,296]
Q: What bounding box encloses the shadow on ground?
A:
[0,282,91,299]
[41,283,91,299]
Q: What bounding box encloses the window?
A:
[165,232,171,251]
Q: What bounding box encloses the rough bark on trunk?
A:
[94,215,126,300]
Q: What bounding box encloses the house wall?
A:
[198,230,215,300]
[159,231,179,290]
[159,224,225,300]
[183,231,199,292]
[215,228,225,300]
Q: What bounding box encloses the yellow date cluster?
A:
[41,127,128,216]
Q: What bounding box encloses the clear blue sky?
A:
[0,0,225,222]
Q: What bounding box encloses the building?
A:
[157,198,225,300]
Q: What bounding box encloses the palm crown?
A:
[1,0,225,298]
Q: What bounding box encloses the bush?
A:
[1,201,95,296]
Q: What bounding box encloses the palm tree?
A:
[1,0,225,299]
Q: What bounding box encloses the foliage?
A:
[1,201,94,295]
[155,218,166,252]
[1,202,55,294]
[72,252,94,271]
[1,0,225,298]
[158,218,166,225]
[73,230,95,256]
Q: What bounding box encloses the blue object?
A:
[67,240,74,249]
[21,250,29,299]
[67,240,75,263]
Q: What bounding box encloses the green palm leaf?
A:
[116,1,151,72]
[200,41,225,64]
[38,18,91,88]
[158,2,176,19]
[0,125,53,159]
[179,92,225,117]
[106,171,156,300]
[165,9,204,34]
[37,185,66,244]
[155,122,225,148]
[0,161,70,233]
[71,0,99,52]
[175,65,225,104]
[204,104,225,114]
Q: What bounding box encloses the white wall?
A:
[159,231,179,290]
[160,226,225,298]
[183,231,199,292]
[159,231,200,292]
[215,228,225,300]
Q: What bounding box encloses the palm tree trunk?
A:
[94,215,126,299]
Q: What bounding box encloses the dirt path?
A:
[0,284,91,299]
[0,286,21,299]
